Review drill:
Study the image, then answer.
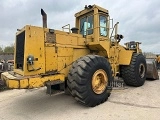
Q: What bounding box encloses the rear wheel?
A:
[121,53,146,87]
[67,55,113,107]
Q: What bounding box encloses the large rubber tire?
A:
[121,53,146,87]
[67,55,113,107]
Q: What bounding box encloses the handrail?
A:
[62,24,71,33]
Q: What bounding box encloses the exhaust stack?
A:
[41,9,47,28]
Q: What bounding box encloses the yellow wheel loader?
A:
[0,5,158,107]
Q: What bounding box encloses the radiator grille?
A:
[15,31,25,69]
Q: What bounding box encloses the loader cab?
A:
[75,5,109,42]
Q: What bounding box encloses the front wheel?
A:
[121,53,147,87]
[67,55,113,107]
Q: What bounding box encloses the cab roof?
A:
[75,4,108,18]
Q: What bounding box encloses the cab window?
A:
[100,15,107,36]
[80,15,93,36]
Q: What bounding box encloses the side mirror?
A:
[115,34,124,42]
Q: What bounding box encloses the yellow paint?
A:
[45,47,58,72]
[8,80,19,88]
[20,79,29,88]
[1,72,65,89]
[119,49,133,65]
[58,47,73,57]
[92,69,108,94]
[73,49,90,61]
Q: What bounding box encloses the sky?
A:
[0,0,160,53]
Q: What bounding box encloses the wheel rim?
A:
[92,69,108,94]
[139,63,145,78]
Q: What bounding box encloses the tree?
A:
[0,46,3,54]
[3,44,14,53]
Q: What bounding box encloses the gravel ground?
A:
[0,74,160,120]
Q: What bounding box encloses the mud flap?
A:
[146,58,159,80]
